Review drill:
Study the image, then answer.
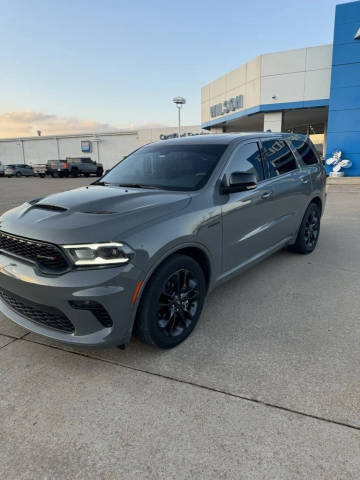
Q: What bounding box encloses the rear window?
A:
[292,139,319,165]
[261,139,298,177]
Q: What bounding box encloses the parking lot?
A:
[1,177,360,479]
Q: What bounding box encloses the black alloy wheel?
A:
[135,254,206,349]
[157,269,200,337]
[291,202,321,254]
[304,209,320,250]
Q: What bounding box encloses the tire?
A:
[290,202,321,254]
[71,168,79,178]
[135,254,206,349]
[39,173,45,178]
[84,173,90,177]
[96,167,103,177]
[15,172,22,177]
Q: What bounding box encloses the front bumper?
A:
[0,252,144,347]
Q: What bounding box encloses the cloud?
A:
[0,111,119,138]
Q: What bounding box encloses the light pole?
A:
[172,96,186,138]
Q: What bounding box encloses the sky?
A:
[0,0,351,137]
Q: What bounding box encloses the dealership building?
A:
[201,0,360,176]
[0,126,207,172]
[1,1,360,175]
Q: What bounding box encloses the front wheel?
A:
[290,203,321,254]
[135,254,206,349]
[96,167,103,177]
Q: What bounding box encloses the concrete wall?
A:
[201,45,332,128]
[0,126,206,171]
[260,45,332,105]
[201,57,261,125]
[326,0,360,176]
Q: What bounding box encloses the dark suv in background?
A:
[0,133,326,349]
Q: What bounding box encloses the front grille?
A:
[0,231,69,273]
[0,287,74,333]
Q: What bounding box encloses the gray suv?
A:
[0,134,326,349]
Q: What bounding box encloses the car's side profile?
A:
[5,164,34,177]
[0,133,326,349]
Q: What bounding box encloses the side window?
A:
[227,142,264,182]
[262,139,298,177]
[291,139,319,165]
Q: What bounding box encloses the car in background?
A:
[46,159,69,177]
[32,163,47,178]
[0,161,4,177]
[5,164,34,177]
[66,157,103,177]
[46,157,103,178]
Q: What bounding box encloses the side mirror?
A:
[222,171,257,194]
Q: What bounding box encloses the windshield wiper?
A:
[116,183,161,189]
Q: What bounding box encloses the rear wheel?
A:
[15,172,22,177]
[96,167,103,177]
[290,203,321,254]
[135,254,206,349]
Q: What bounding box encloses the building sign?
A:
[81,140,92,153]
[210,95,244,118]
[159,132,208,140]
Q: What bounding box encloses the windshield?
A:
[101,143,228,191]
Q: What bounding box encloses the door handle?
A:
[300,175,310,184]
[261,191,273,200]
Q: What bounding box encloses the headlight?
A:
[62,242,133,267]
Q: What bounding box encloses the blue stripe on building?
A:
[326,0,360,176]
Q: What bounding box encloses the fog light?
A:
[69,300,113,328]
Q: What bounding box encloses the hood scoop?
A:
[32,204,68,212]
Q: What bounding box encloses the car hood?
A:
[0,185,191,244]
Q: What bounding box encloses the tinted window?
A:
[292,139,318,165]
[228,142,264,181]
[262,139,298,177]
[102,143,228,191]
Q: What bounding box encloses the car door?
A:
[290,137,326,195]
[259,137,312,243]
[221,140,281,275]
[24,165,32,176]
